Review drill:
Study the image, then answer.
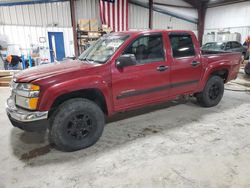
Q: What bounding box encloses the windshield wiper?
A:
[78,57,93,63]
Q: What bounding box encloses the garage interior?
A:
[0,0,250,187]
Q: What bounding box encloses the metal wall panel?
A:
[129,3,197,31]
[0,1,71,27]
[205,1,250,29]
[128,3,149,29]
[153,11,197,30]
[75,0,99,21]
[204,1,250,44]
[0,25,75,57]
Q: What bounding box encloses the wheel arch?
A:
[198,64,230,92]
[48,88,109,118]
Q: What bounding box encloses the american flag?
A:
[98,0,128,32]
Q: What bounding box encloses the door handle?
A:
[157,65,168,72]
[191,61,200,67]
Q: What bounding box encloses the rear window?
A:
[169,34,195,58]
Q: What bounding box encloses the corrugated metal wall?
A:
[0,0,198,62]
[0,25,75,58]
[204,1,250,43]
[75,0,99,21]
[153,11,197,30]
[129,3,149,29]
[0,1,71,27]
[205,1,250,29]
[129,3,197,32]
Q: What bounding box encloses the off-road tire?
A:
[49,98,104,152]
[245,63,250,75]
[196,76,224,107]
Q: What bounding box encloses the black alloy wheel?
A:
[66,113,94,140]
[49,98,105,151]
[208,83,221,100]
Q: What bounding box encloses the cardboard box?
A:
[102,25,113,33]
[90,19,99,31]
[78,19,90,31]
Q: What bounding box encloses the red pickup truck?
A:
[6,30,241,151]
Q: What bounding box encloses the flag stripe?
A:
[117,0,120,31]
[122,0,124,31]
[102,0,106,25]
[99,0,128,32]
[112,2,115,31]
[126,0,128,30]
[107,2,110,27]
[98,0,103,24]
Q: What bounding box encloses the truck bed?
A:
[201,50,242,82]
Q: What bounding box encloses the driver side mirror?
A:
[116,54,136,68]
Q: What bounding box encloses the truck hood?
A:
[14,60,101,83]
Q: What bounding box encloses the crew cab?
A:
[6,30,242,151]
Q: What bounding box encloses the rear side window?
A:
[231,42,241,48]
[169,34,195,58]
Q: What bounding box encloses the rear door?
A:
[111,33,170,111]
[168,33,202,96]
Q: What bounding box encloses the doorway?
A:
[48,32,66,62]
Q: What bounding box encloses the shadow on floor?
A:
[9,94,246,166]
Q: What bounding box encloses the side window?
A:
[225,42,231,49]
[232,42,241,48]
[169,34,195,58]
[123,34,165,64]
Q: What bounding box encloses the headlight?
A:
[15,83,40,98]
[13,83,40,110]
[17,83,40,91]
[16,96,39,110]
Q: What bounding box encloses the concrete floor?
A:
[1,71,250,188]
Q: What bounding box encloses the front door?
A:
[168,33,202,96]
[48,32,66,62]
[111,33,170,111]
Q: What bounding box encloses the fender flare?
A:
[197,61,231,91]
[38,76,113,115]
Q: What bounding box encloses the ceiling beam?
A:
[207,0,249,8]
[154,2,193,9]
[129,0,198,24]
[182,0,197,8]
[0,0,68,6]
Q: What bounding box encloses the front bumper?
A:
[6,97,49,132]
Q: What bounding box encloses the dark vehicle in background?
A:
[245,63,250,75]
[202,41,248,60]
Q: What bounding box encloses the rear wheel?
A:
[196,76,224,107]
[245,63,250,75]
[49,98,104,151]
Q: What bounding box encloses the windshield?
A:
[79,34,129,64]
[202,42,225,51]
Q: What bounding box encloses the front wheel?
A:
[49,98,105,151]
[196,76,224,107]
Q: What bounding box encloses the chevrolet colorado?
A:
[6,30,242,151]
